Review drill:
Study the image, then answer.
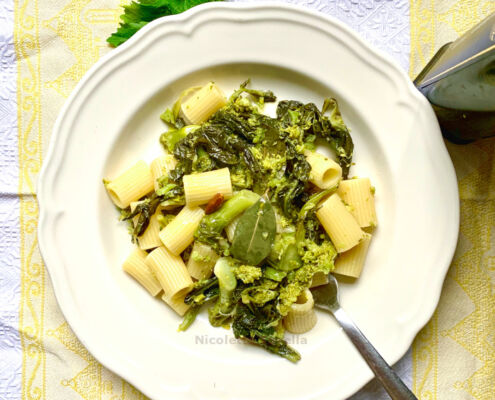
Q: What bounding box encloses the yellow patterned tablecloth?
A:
[11,0,495,399]
[410,1,495,398]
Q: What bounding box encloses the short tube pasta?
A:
[137,212,162,250]
[150,154,177,190]
[180,82,227,124]
[122,247,162,296]
[316,193,364,253]
[333,233,372,279]
[283,289,317,334]
[130,202,162,250]
[183,168,233,207]
[145,247,193,298]
[305,151,342,189]
[159,206,205,255]
[337,178,377,228]
[130,200,144,224]
[105,160,154,208]
[187,242,219,280]
[309,271,329,288]
[162,292,190,316]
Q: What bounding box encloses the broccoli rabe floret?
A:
[190,250,213,264]
[261,153,286,172]
[276,238,336,316]
[277,282,304,316]
[234,265,262,284]
[299,238,337,273]
[230,163,254,189]
[249,147,286,179]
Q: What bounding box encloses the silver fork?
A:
[312,274,418,400]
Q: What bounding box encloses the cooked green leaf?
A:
[276,98,354,178]
[232,303,300,363]
[263,266,287,282]
[231,197,276,265]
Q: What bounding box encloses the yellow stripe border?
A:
[14,0,46,398]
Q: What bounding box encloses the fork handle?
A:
[332,307,418,400]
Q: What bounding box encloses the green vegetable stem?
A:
[208,258,237,326]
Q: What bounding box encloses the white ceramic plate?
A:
[38,3,459,399]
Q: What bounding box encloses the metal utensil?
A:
[414,11,495,143]
[312,274,417,400]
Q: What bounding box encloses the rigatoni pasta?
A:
[187,242,219,280]
[130,202,162,250]
[337,178,377,229]
[309,271,329,288]
[162,292,190,316]
[137,212,162,250]
[105,160,154,208]
[145,247,193,298]
[159,206,205,255]
[180,82,227,124]
[122,248,162,296]
[183,168,233,207]
[305,150,342,189]
[283,289,317,334]
[316,193,364,253]
[150,154,177,190]
[333,233,372,278]
[129,200,144,224]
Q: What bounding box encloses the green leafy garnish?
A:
[107,0,224,47]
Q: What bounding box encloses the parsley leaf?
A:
[107,0,224,47]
